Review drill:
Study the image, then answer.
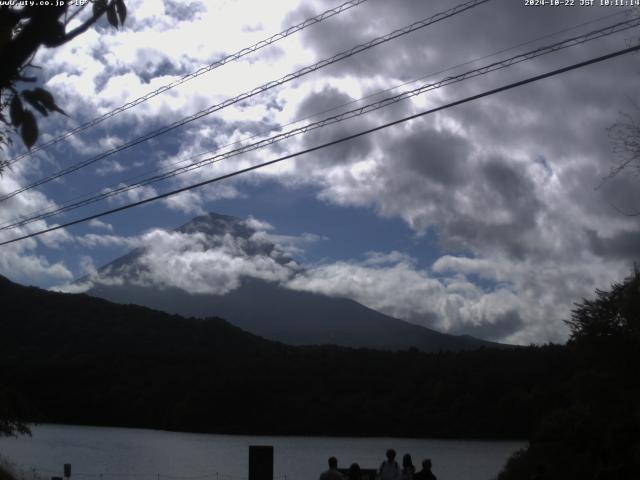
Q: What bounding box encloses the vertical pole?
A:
[249,446,273,480]
[32,468,36,480]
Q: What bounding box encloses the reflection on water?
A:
[0,425,524,480]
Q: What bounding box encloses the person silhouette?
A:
[348,463,362,480]
[320,456,345,480]
[379,449,401,480]
[401,454,415,480]
[414,459,436,480]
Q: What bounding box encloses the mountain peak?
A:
[176,212,251,237]
[81,212,507,352]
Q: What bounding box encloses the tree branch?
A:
[64,3,89,26]
[50,0,114,47]
[606,199,640,217]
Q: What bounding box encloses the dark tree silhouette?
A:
[566,264,640,340]
[0,388,31,437]
[603,106,640,216]
[608,109,640,183]
[0,0,127,171]
[499,267,640,480]
[0,0,127,435]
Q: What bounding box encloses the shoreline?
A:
[12,422,529,443]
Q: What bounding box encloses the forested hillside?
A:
[3,270,639,478]
[498,268,640,479]
[1,275,566,439]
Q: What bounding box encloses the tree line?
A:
[0,267,638,478]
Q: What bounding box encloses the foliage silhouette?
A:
[4,269,638,478]
[0,275,569,439]
[498,268,640,480]
[0,0,127,168]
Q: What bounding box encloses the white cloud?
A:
[0,170,74,286]
[134,230,295,294]
[6,0,639,346]
[105,183,158,205]
[96,161,127,176]
[88,219,114,231]
[286,251,574,344]
[68,220,306,296]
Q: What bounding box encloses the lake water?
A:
[0,425,524,480]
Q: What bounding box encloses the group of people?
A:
[320,449,437,480]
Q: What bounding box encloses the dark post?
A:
[63,465,71,480]
[249,445,273,480]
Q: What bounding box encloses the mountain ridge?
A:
[82,212,507,352]
[0,273,559,439]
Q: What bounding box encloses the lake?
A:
[0,425,524,480]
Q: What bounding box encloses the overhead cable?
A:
[2,42,638,247]
[7,0,372,164]
[6,6,626,230]
[3,15,639,232]
[0,0,491,203]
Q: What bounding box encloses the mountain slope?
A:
[84,212,505,352]
[0,274,276,359]
[0,274,563,439]
[89,278,500,351]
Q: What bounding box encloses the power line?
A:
[5,7,627,230]
[2,42,637,247]
[3,16,638,232]
[7,0,372,164]
[0,0,491,204]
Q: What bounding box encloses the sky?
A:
[1,0,639,345]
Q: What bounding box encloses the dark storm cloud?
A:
[586,228,640,260]
[293,0,621,80]
[285,0,640,263]
[434,156,543,260]
[19,0,640,344]
[295,85,354,119]
[390,125,470,187]
[293,0,640,180]
[481,159,542,224]
[293,98,378,168]
[127,0,640,345]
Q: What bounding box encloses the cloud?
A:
[67,216,306,296]
[105,183,158,205]
[131,230,296,294]
[7,0,640,346]
[0,170,74,286]
[286,251,542,343]
[88,219,114,231]
[96,160,128,176]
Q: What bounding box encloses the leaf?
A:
[32,88,68,116]
[22,90,49,117]
[93,0,108,18]
[115,0,127,26]
[106,3,119,28]
[20,88,68,117]
[9,95,24,127]
[20,110,38,150]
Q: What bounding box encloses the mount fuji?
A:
[81,212,505,352]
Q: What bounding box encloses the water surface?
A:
[0,425,524,480]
